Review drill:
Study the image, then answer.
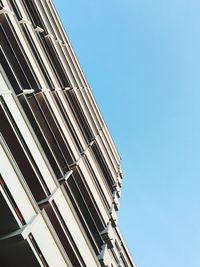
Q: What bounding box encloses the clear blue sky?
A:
[53,1,200,266]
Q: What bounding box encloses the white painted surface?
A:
[0,143,36,223]
[53,189,100,267]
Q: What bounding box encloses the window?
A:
[0,18,41,90]
[0,100,48,201]
[40,201,86,267]
[21,24,54,90]
[18,94,63,179]
[21,0,47,32]
[37,34,70,88]
[64,174,104,255]
[0,175,26,225]
[65,90,94,143]
[8,0,23,21]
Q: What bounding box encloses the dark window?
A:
[41,201,86,267]
[52,91,83,153]
[8,0,23,20]
[0,25,28,93]
[0,1,4,8]
[29,233,49,267]
[0,235,41,267]
[68,167,105,232]
[27,94,69,173]
[0,191,19,236]
[84,156,110,210]
[0,47,22,94]
[92,142,114,193]
[37,34,70,88]
[0,17,41,90]
[21,24,54,90]
[21,0,47,32]
[65,90,94,143]
[35,92,73,165]
[0,175,26,225]
[18,94,63,179]
[0,101,47,201]
[64,175,104,255]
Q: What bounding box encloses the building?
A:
[0,0,135,266]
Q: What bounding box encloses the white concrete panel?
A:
[3,93,57,193]
[56,89,87,151]
[44,91,79,160]
[78,159,110,224]
[24,23,60,89]
[29,213,69,267]
[53,189,100,267]
[99,132,119,173]
[6,13,47,89]
[86,149,113,206]
[96,136,117,182]
[74,89,98,136]
[0,144,36,223]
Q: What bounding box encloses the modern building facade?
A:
[0,1,135,266]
